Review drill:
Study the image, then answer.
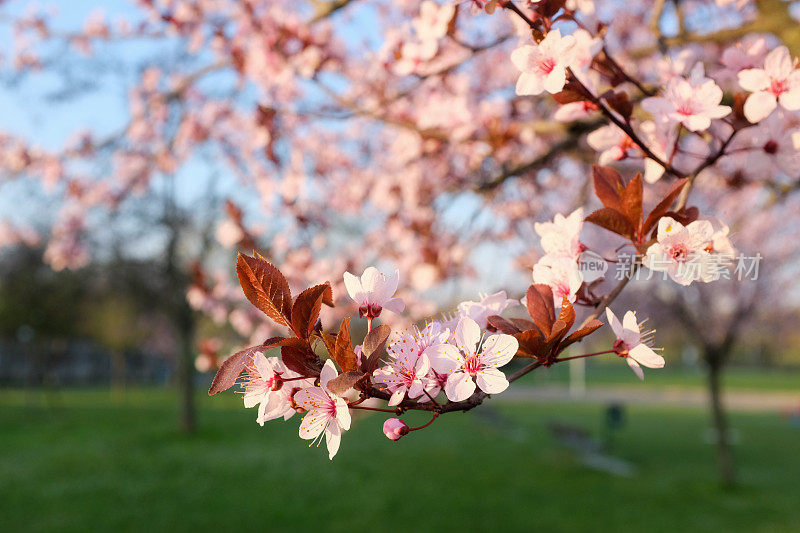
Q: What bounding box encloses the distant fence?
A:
[0,339,172,386]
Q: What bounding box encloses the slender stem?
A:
[282,375,314,382]
[503,1,536,29]
[410,412,439,431]
[422,388,441,407]
[556,350,615,362]
[367,317,373,333]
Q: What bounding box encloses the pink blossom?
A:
[717,37,769,82]
[532,255,583,306]
[639,120,678,183]
[568,29,601,75]
[343,266,405,319]
[373,335,431,406]
[587,125,636,166]
[383,418,410,441]
[642,72,731,131]
[534,208,585,260]
[242,352,309,425]
[738,46,800,122]
[510,29,576,96]
[720,110,800,177]
[454,291,518,330]
[606,308,664,380]
[427,317,518,402]
[643,216,716,285]
[295,360,351,460]
[394,40,437,75]
[413,1,454,43]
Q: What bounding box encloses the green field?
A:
[1,388,799,532]
[522,361,800,392]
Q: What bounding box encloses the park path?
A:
[499,385,800,413]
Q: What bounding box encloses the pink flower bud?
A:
[383,418,409,441]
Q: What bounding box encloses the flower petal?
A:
[444,371,475,402]
[744,91,777,123]
[479,334,518,368]
[382,297,405,314]
[475,367,509,395]
[325,422,341,460]
[426,343,463,373]
[388,387,406,406]
[629,344,665,369]
[343,271,363,303]
[298,409,328,440]
[454,316,481,354]
[320,359,338,391]
[626,357,644,380]
[334,396,351,430]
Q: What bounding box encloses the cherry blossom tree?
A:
[1,0,799,482]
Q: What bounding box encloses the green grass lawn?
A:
[1,388,799,532]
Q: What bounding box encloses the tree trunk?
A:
[176,297,196,433]
[164,197,196,434]
[707,356,736,487]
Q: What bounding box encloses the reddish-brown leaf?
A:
[552,86,586,105]
[535,0,567,17]
[326,371,368,396]
[664,206,699,226]
[526,284,555,337]
[559,319,604,350]
[208,336,285,395]
[621,173,643,234]
[513,329,545,359]
[585,207,636,238]
[333,318,358,372]
[236,253,292,328]
[545,319,569,352]
[510,318,536,331]
[592,165,624,211]
[642,177,688,235]
[557,298,576,331]
[291,283,332,338]
[361,324,391,373]
[604,91,633,121]
[281,342,321,377]
[487,315,521,334]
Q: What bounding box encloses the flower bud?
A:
[383,418,409,441]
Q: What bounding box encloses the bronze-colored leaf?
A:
[236,253,292,328]
[487,315,521,334]
[545,319,569,351]
[592,165,624,211]
[664,206,699,226]
[513,329,545,359]
[552,85,586,104]
[291,283,332,338]
[320,331,337,358]
[559,319,604,350]
[281,342,321,377]
[334,318,358,372]
[510,318,535,331]
[621,172,643,233]
[362,324,391,373]
[208,336,284,395]
[526,284,555,336]
[557,298,576,330]
[326,371,368,396]
[642,177,688,235]
[604,91,633,121]
[585,207,635,238]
